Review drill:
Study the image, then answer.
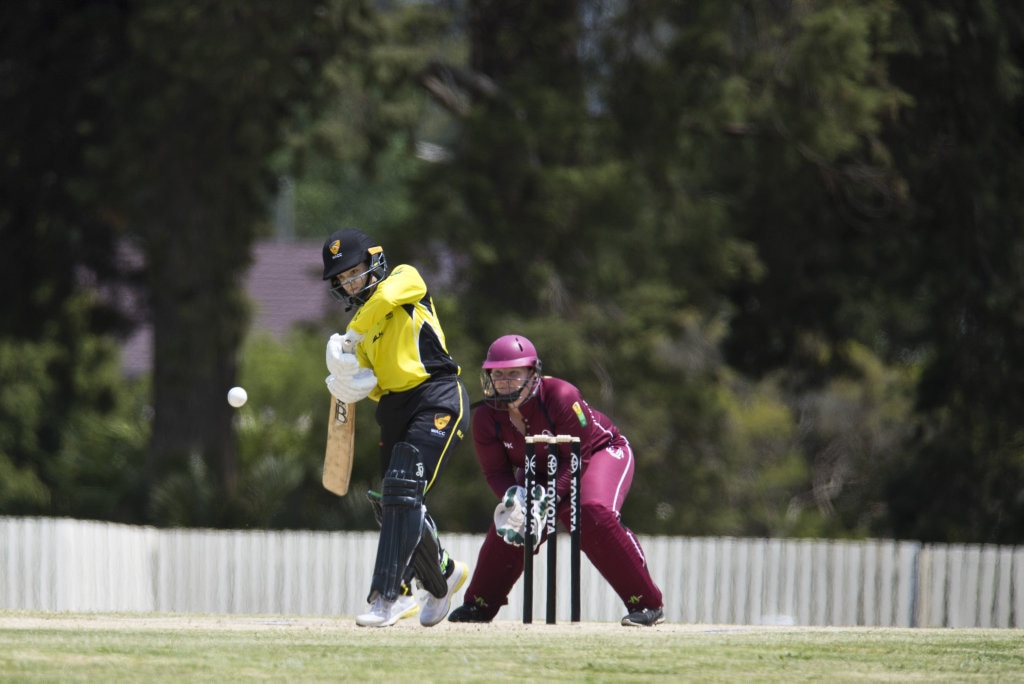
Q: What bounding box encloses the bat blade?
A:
[322,397,355,495]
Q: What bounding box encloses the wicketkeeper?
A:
[322,227,470,627]
[448,334,665,626]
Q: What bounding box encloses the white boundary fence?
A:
[2,517,1022,627]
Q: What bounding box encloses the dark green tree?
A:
[404,1,779,535]
[625,2,915,535]
[8,0,1022,545]
[405,0,926,538]
[89,1,372,524]
[0,1,140,515]
[878,1,1024,543]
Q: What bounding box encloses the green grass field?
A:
[1,613,1021,682]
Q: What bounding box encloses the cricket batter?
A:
[448,334,665,626]
[322,227,470,627]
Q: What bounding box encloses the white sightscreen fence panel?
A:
[0,517,157,612]
[916,544,1024,628]
[2,517,1023,627]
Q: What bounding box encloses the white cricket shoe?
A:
[356,594,419,628]
[419,560,469,627]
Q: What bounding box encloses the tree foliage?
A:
[403,0,906,536]
[404,0,1024,542]
[878,0,1024,542]
[0,1,138,516]
[98,2,365,514]
[3,1,1023,545]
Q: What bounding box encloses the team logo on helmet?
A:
[329,240,342,259]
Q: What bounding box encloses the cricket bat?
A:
[322,397,355,495]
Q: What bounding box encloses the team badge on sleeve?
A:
[572,401,588,426]
[431,413,452,437]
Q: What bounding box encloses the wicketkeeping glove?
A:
[326,367,378,404]
[493,485,551,547]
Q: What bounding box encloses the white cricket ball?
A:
[227,386,248,408]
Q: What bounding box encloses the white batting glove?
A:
[350,367,377,393]
[326,334,360,377]
[340,329,364,354]
[327,333,364,376]
[325,368,378,403]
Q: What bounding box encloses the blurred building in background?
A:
[120,240,330,376]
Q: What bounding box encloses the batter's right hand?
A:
[340,329,364,354]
